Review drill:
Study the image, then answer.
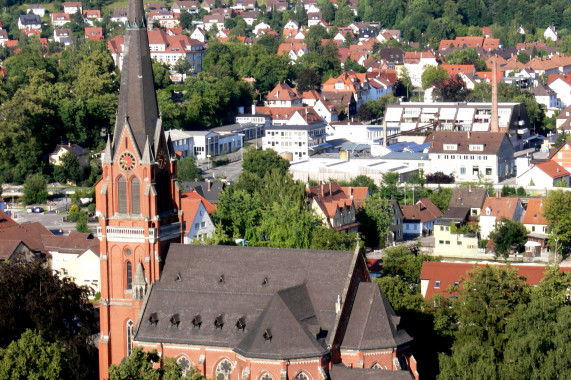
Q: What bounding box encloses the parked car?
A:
[33,207,44,213]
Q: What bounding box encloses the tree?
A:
[23,174,48,205]
[304,24,329,53]
[177,155,203,182]
[173,58,193,81]
[255,34,279,54]
[380,171,400,199]
[428,187,453,212]
[425,171,455,184]
[488,218,528,259]
[360,193,392,247]
[542,190,571,258]
[0,260,97,378]
[444,48,488,71]
[433,74,471,102]
[109,347,160,380]
[343,57,366,73]
[310,226,357,251]
[517,51,530,64]
[241,148,289,179]
[357,103,373,121]
[179,11,193,29]
[152,61,172,89]
[55,151,81,185]
[0,330,67,380]
[421,65,449,90]
[296,68,322,93]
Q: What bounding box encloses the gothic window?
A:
[126,261,132,290]
[131,177,140,214]
[260,373,273,380]
[177,356,191,377]
[371,363,384,369]
[294,373,309,380]
[118,176,127,213]
[126,320,134,356]
[215,359,233,380]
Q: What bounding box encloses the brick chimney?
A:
[491,57,499,132]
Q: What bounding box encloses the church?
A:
[95,0,419,378]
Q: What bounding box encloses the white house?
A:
[63,1,83,15]
[401,197,443,237]
[544,26,558,42]
[479,196,524,239]
[548,75,571,108]
[190,27,206,42]
[51,13,71,27]
[403,51,438,88]
[18,14,41,30]
[54,28,73,45]
[263,123,328,162]
[44,232,101,296]
[181,192,216,242]
[253,21,271,34]
[26,4,46,17]
[313,99,339,123]
[532,83,559,109]
[516,160,570,187]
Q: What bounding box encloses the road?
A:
[13,209,99,234]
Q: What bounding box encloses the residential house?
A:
[516,160,570,187]
[203,14,225,31]
[0,30,9,46]
[63,1,82,14]
[378,48,405,70]
[427,131,515,183]
[165,129,195,157]
[0,218,53,260]
[306,182,366,233]
[54,28,73,45]
[181,192,216,243]
[403,51,438,88]
[172,1,200,14]
[145,2,169,11]
[388,200,404,243]
[42,232,100,295]
[533,83,559,109]
[190,27,206,42]
[49,143,90,168]
[263,121,328,161]
[182,180,226,204]
[83,9,101,25]
[479,195,524,239]
[526,55,571,77]
[322,70,370,107]
[149,11,180,28]
[420,261,571,300]
[544,26,558,41]
[320,91,357,117]
[401,198,443,237]
[277,41,307,62]
[548,74,571,108]
[18,14,41,30]
[307,11,322,27]
[266,0,289,10]
[241,10,259,25]
[313,99,339,123]
[51,13,71,27]
[110,8,128,24]
[85,26,104,40]
[265,82,302,107]
[26,4,46,17]
[523,198,548,257]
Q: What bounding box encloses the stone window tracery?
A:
[215,359,233,380]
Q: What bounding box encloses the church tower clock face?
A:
[119,152,136,171]
[157,150,167,170]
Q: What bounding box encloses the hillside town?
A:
[1,0,571,379]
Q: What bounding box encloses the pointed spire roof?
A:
[133,261,146,286]
[113,0,159,156]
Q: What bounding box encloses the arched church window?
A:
[118,176,127,213]
[126,261,132,290]
[215,359,233,380]
[177,356,191,377]
[294,372,309,380]
[371,362,384,369]
[131,177,140,214]
[126,320,134,356]
[260,373,273,380]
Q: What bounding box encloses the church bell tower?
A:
[95,0,182,376]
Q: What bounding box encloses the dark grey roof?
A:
[181,181,225,204]
[448,187,487,209]
[330,364,414,380]
[340,282,412,351]
[113,0,160,156]
[135,245,356,357]
[19,14,41,24]
[378,48,405,64]
[54,143,89,156]
[440,207,469,224]
[382,152,428,160]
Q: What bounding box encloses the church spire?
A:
[113,0,159,157]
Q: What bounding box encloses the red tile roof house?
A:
[84,26,104,40]
[181,191,216,243]
[306,182,368,233]
[478,195,524,240]
[401,198,443,238]
[516,160,570,188]
[420,261,571,300]
[522,198,549,257]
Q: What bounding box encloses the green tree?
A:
[444,47,488,71]
[241,148,289,178]
[421,65,449,90]
[428,187,453,212]
[152,61,172,89]
[0,259,97,378]
[177,155,203,182]
[173,58,193,80]
[310,226,357,250]
[23,174,48,205]
[296,68,322,93]
[304,24,329,53]
[179,11,193,29]
[380,172,400,199]
[488,218,528,259]
[0,330,67,380]
[360,193,392,247]
[433,74,471,102]
[109,347,160,380]
[255,34,279,54]
[517,51,530,64]
[542,190,571,258]
[56,151,81,184]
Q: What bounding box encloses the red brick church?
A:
[95,0,419,378]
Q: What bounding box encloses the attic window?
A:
[175,273,181,281]
[262,276,269,286]
[215,315,224,329]
[170,313,180,327]
[263,328,272,342]
[218,274,224,283]
[236,317,246,331]
[454,281,459,287]
[434,281,441,289]
[192,315,202,329]
[149,312,159,326]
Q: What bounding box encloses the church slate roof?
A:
[340,282,412,351]
[135,245,356,356]
[113,0,160,156]
[330,364,414,379]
